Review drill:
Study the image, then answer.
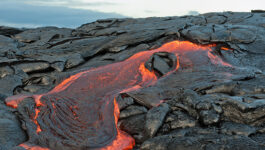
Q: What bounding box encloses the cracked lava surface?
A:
[5,40,232,150]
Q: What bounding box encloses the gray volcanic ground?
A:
[0,10,265,150]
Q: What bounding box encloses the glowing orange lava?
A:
[100,98,135,150]
[221,47,230,51]
[19,143,49,150]
[5,40,232,150]
[5,94,30,108]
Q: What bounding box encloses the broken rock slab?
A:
[116,94,134,110]
[0,26,23,37]
[0,66,14,78]
[221,122,257,136]
[14,27,72,44]
[13,62,50,73]
[0,75,22,96]
[144,103,170,138]
[119,114,146,143]
[65,53,85,69]
[166,111,196,130]
[0,35,19,54]
[145,52,178,76]
[140,127,264,150]
[119,105,147,119]
[0,96,27,150]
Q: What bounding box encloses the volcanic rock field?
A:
[0,11,265,150]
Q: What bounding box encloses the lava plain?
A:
[5,41,232,150]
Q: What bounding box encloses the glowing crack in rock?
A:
[5,41,232,150]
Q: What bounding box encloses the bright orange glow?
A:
[101,130,135,150]
[33,109,41,133]
[221,47,230,51]
[33,95,44,107]
[207,51,232,67]
[32,95,44,133]
[139,63,157,86]
[5,40,233,150]
[19,143,49,150]
[5,94,30,108]
[101,98,135,150]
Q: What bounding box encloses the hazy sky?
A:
[0,0,264,28]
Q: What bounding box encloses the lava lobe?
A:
[5,41,231,150]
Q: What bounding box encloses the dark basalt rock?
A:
[119,105,147,119]
[0,26,23,37]
[165,111,196,130]
[119,114,146,143]
[145,52,178,76]
[0,11,265,150]
[0,96,27,150]
[51,61,65,72]
[140,127,263,150]
[13,62,50,73]
[144,103,170,138]
[116,94,134,110]
[0,75,22,96]
[0,35,19,54]
[126,87,167,108]
[14,27,72,44]
[65,53,85,69]
[220,122,257,136]
[199,110,220,125]
[0,66,14,78]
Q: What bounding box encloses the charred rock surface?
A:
[0,94,27,150]
[0,11,264,150]
[145,52,178,76]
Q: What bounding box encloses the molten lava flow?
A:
[5,94,31,108]
[5,41,232,150]
[19,143,49,150]
[221,47,230,51]
[139,63,157,85]
[100,98,135,150]
[207,51,232,67]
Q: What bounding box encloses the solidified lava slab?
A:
[5,41,232,150]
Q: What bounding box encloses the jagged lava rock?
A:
[0,11,264,150]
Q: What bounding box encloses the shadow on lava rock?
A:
[5,40,248,150]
